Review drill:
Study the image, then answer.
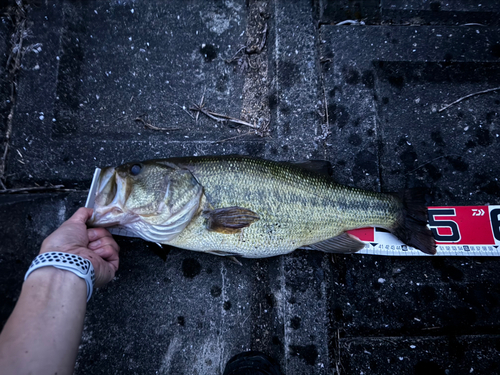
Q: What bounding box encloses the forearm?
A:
[0,267,87,375]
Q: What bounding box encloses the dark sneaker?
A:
[223,351,283,375]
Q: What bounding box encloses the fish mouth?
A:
[88,167,134,227]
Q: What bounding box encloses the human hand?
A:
[40,207,120,287]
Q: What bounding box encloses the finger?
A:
[94,245,115,260]
[71,248,119,284]
[68,207,94,225]
[95,261,117,288]
[88,227,114,242]
[89,236,120,253]
[93,245,119,269]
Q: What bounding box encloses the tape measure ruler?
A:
[350,206,500,256]
[86,168,500,257]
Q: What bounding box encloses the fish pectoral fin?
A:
[204,206,259,234]
[309,232,365,254]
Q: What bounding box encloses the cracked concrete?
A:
[1,1,500,374]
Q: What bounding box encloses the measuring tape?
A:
[86,168,500,256]
[351,206,500,256]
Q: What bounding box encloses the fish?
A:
[88,156,436,257]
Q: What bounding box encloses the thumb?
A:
[68,207,94,224]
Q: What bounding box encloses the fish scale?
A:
[165,157,401,257]
[89,156,436,257]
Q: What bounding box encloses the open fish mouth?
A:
[86,161,205,243]
[88,167,134,227]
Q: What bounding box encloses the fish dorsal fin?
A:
[204,206,259,234]
[281,160,333,177]
[309,232,365,254]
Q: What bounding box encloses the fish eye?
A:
[130,164,142,176]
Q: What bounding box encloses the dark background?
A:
[1,1,499,373]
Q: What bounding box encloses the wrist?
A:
[24,266,84,285]
[40,248,99,272]
[25,252,95,302]
[22,267,87,304]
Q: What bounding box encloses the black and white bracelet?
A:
[24,252,96,302]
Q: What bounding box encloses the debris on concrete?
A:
[1,1,500,374]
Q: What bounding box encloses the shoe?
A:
[223,351,283,375]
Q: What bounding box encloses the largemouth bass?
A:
[88,156,436,257]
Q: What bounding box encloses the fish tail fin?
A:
[391,189,436,255]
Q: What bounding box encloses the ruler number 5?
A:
[428,209,461,242]
[491,208,500,241]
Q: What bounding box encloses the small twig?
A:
[190,100,259,130]
[211,131,255,144]
[335,329,342,375]
[405,154,460,175]
[438,87,500,112]
[315,85,331,142]
[195,108,225,123]
[225,45,246,64]
[205,110,259,129]
[143,123,181,131]
[188,92,269,137]
[135,116,180,131]
[110,115,128,125]
[195,87,206,123]
[0,185,84,194]
[240,313,251,328]
[175,104,195,119]
[210,109,256,128]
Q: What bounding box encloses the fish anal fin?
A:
[309,232,365,254]
[205,206,259,234]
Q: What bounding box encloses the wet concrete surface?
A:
[1,1,500,374]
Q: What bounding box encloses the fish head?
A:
[88,160,203,240]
